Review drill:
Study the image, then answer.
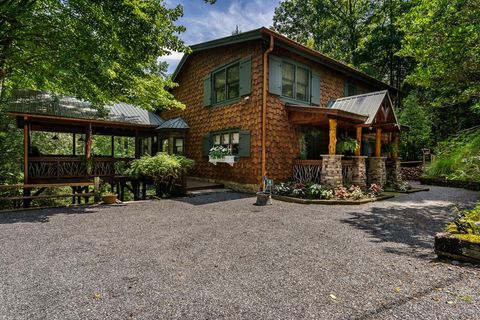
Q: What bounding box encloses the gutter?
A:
[261,35,274,187]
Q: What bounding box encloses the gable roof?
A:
[330,90,399,127]
[7,89,164,127]
[172,27,397,93]
[156,117,189,131]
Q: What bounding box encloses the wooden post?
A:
[23,117,29,184]
[375,128,382,157]
[111,135,115,157]
[73,133,76,156]
[328,119,337,155]
[392,132,399,160]
[355,126,362,156]
[94,177,100,203]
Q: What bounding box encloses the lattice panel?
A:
[29,161,57,178]
[58,161,86,177]
[92,161,114,176]
[292,164,322,184]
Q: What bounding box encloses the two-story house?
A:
[162,27,401,191]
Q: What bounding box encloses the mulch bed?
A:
[272,194,394,205]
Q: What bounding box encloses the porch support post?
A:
[350,156,367,188]
[392,131,399,160]
[355,126,362,156]
[73,133,76,156]
[321,154,343,187]
[85,123,92,159]
[367,157,387,187]
[23,117,29,184]
[328,118,337,155]
[375,128,382,157]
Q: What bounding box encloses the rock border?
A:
[383,187,430,194]
[435,232,480,264]
[272,194,394,205]
[420,177,480,191]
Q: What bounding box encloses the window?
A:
[344,82,357,96]
[161,138,169,153]
[203,57,252,107]
[174,138,184,154]
[211,130,240,155]
[213,63,240,104]
[203,130,251,158]
[269,56,319,104]
[281,62,309,102]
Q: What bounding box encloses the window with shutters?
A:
[204,57,251,107]
[212,131,240,155]
[269,56,320,105]
[203,129,250,157]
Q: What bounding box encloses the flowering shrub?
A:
[209,146,230,159]
[369,183,383,195]
[273,182,381,201]
[335,186,350,199]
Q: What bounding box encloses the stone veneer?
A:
[386,159,402,186]
[350,156,367,188]
[321,155,343,187]
[368,157,387,186]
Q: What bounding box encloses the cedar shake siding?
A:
[163,29,392,189]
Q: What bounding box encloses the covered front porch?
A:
[288,90,402,188]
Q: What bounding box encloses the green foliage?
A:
[426,129,480,182]
[336,136,358,154]
[0,0,191,110]
[273,182,376,200]
[447,203,480,242]
[398,92,432,160]
[273,0,414,86]
[125,153,194,191]
[398,0,480,110]
[209,146,230,159]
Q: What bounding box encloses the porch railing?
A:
[342,159,354,185]
[28,156,134,181]
[292,160,322,184]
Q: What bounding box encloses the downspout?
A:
[261,35,274,187]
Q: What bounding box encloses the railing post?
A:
[94,177,101,203]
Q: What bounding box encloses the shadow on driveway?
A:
[176,191,254,206]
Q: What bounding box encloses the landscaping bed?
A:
[272,193,393,205]
[419,177,480,191]
[272,182,386,204]
[383,187,430,194]
[435,203,480,264]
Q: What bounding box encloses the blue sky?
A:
[161,0,279,73]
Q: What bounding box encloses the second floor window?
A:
[213,63,240,104]
[281,62,309,102]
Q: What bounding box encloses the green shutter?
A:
[311,72,320,105]
[238,130,251,157]
[202,134,211,156]
[203,74,212,106]
[239,57,252,96]
[268,55,282,95]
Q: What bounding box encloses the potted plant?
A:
[102,192,118,204]
[337,136,358,155]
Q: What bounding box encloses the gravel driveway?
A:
[0,185,479,319]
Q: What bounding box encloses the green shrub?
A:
[125,152,194,195]
[336,136,358,154]
[426,129,480,182]
[447,203,480,243]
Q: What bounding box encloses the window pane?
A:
[162,139,169,152]
[296,67,309,101]
[174,138,184,154]
[213,134,221,145]
[227,64,240,100]
[222,133,230,144]
[213,70,226,103]
[282,62,294,98]
[231,132,239,144]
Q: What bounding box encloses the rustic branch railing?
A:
[28,157,134,181]
[342,159,354,185]
[292,160,322,184]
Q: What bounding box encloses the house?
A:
[162,27,402,192]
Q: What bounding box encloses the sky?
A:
[161,0,279,74]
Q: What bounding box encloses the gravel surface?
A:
[0,184,479,319]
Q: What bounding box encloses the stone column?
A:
[386,159,402,186]
[367,157,387,186]
[350,156,367,188]
[321,155,343,187]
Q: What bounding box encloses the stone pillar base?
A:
[350,156,367,188]
[386,159,402,186]
[321,155,343,187]
[367,157,387,187]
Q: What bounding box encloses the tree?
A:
[398,0,480,110]
[0,0,190,110]
[273,0,414,87]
